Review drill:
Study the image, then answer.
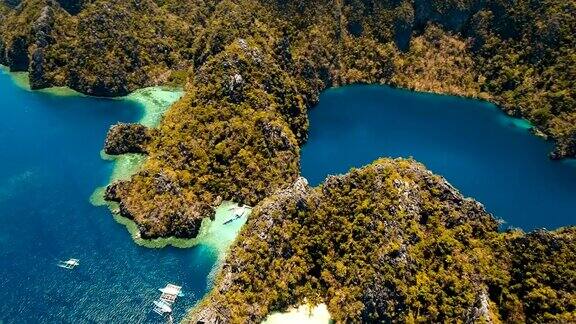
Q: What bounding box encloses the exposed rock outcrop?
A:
[32,5,54,47]
[467,290,493,323]
[103,180,124,203]
[29,5,55,89]
[550,134,576,160]
[0,38,6,65]
[187,159,575,323]
[186,159,501,323]
[104,123,152,155]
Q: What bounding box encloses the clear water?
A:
[301,85,576,230]
[0,71,216,323]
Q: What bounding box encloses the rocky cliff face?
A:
[54,0,87,14]
[550,133,576,160]
[1,0,192,96]
[5,34,28,71]
[187,159,501,323]
[1,0,574,240]
[104,123,152,155]
[412,0,485,32]
[0,38,6,65]
[28,4,54,88]
[187,158,575,323]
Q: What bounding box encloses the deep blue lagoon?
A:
[0,70,215,323]
[2,74,575,323]
[301,85,576,231]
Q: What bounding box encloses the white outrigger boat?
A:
[224,205,252,225]
[159,284,184,299]
[153,300,172,315]
[152,284,182,316]
[57,258,79,269]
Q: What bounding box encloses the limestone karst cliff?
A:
[187,159,576,323]
[1,0,574,236]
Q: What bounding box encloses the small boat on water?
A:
[153,300,172,315]
[223,213,242,225]
[152,284,182,316]
[158,284,184,299]
[57,258,79,269]
[223,205,252,225]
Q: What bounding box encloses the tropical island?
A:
[1,0,574,322]
[189,159,575,323]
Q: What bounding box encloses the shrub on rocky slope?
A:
[187,159,575,323]
[1,0,574,237]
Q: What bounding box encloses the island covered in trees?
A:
[1,0,574,322]
[189,159,575,323]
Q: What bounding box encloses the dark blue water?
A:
[0,71,215,323]
[301,85,576,230]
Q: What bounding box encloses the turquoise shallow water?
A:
[301,85,576,231]
[0,71,216,322]
[2,74,574,322]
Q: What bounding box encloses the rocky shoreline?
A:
[1,0,574,159]
[103,174,211,239]
[186,159,575,323]
[1,1,574,321]
[104,123,152,155]
[1,2,575,238]
[1,0,575,240]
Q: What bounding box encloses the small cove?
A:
[1,72,574,322]
[0,68,246,323]
[301,85,576,231]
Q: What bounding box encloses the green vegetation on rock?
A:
[186,159,575,323]
[1,1,574,321]
[0,0,573,238]
[2,0,575,238]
